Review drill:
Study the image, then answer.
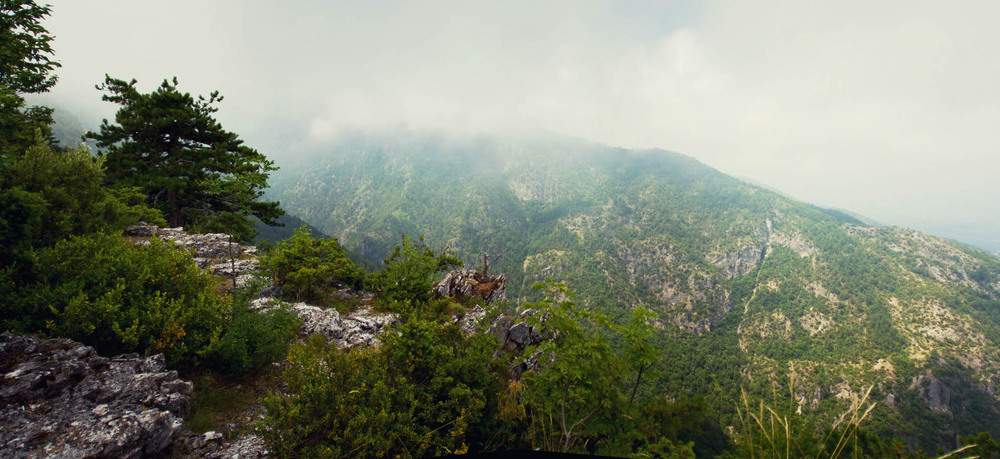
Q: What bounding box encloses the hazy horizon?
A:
[34,1,1000,254]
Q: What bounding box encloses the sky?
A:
[36,0,1000,253]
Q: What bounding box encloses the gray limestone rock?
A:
[456,306,486,334]
[0,332,192,458]
[253,299,399,349]
[123,222,158,237]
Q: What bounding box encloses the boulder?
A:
[486,309,546,379]
[433,269,506,304]
[123,222,157,237]
[0,332,192,458]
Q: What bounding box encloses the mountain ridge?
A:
[267,129,1000,450]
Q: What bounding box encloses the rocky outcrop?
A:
[130,223,399,351]
[909,370,952,415]
[455,306,487,335]
[708,243,766,279]
[487,309,546,379]
[170,431,268,459]
[125,223,260,282]
[253,298,399,349]
[848,225,1000,298]
[0,332,192,458]
[432,269,507,305]
[769,232,818,258]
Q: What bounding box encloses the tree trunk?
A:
[167,188,181,227]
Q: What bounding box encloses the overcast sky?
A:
[37,1,1000,252]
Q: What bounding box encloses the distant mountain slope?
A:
[254,213,330,244]
[268,130,1000,450]
[46,105,99,151]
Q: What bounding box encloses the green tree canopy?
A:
[0,0,60,153]
[0,134,162,266]
[85,76,283,242]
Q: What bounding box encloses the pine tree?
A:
[86,76,283,241]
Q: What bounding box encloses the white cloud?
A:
[39,0,1000,249]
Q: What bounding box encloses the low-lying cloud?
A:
[40,0,1000,251]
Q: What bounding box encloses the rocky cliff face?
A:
[0,332,192,458]
[433,268,507,305]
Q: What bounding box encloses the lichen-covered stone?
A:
[0,332,192,458]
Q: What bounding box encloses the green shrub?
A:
[0,188,46,266]
[261,319,505,458]
[372,234,462,313]
[1,139,163,245]
[3,233,295,375]
[202,278,298,376]
[5,232,224,365]
[259,226,363,306]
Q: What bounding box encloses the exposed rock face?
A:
[769,231,819,258]
[172,431,268,459]
[708,244,766,279]
[125,222,260,281]
[201,433,268,458]
[909,370,952,415]
[455,306,487,335]
[433,269,507,305]
[253,298,399,349]
[849,225,1000,299]
[487,309,546,379]
[0,332,192,458]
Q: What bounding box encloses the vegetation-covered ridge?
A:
[268,129,1000,450]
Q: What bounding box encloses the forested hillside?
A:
[269,130,1000,450]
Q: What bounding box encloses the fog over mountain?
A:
[36,0,1000,253]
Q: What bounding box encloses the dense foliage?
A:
[0,0,59,153]
[263,321,506,458]
[372,234,462,311]
[259,226,363,307]
[262,253,721,457]
[0,2,295,380]
[85,75,283,242]
[1,232,296,373]
[0,137,160,266]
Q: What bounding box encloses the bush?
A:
[259,226,363,306]
[2,232,295,374]
[0,137,163,266]
[261,319,505,458]
[0,188,46,265]
[4,233,223,365]
[202,278,298,376]
[3,139,163,238]
[372,234,462,313]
